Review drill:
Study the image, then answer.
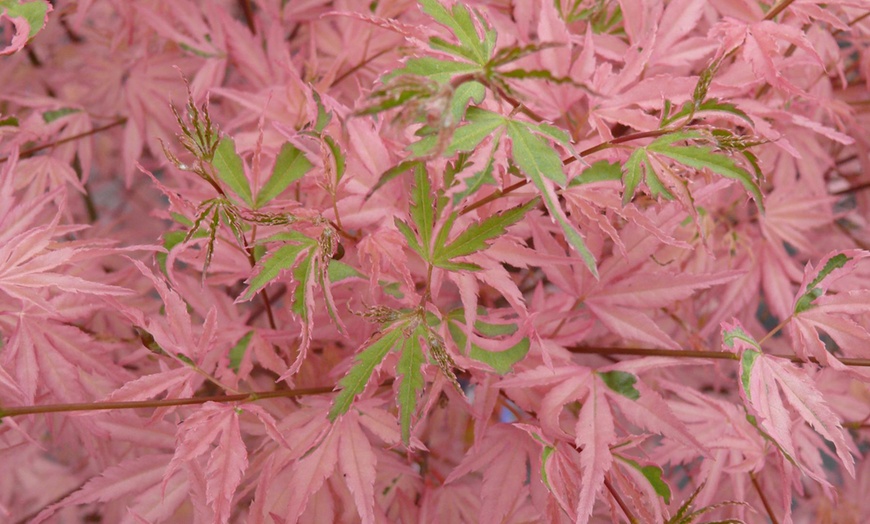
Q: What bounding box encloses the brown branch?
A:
[0,117,128,164]
[604,476,639,524]
[749,472,780,524]
[0,385,336,418]
[566,345,870,367]
[238,0,256,34]
[458,128,674,216]
[763,0,797,21]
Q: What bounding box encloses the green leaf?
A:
[157,230,187,275]
[571,160,622,186]
[290,253,314,319]
[409,164,435,260]
[419,0,490,65]
[255,142,312,208]
[795,253,851,314]
[229,331,254,373]
[213,137,253,206]
[323,135,346,182]
[328,327,405,421]
[434,198,538,267]
[514,148,597,277]
[42,107,80,123]
[384,56,481,84]
[452,142,498,204]
[540,445,555,489]
[328,260,364,283]
[2,0,50,39]
[616,455,671,504]
[311,90,333,133]
[621,150,644,206]
[0,116,19,127]
[397,327,426,444]
[648,141,764,212]
[507,120,566,186]
[366,160,422,202]
[395,218,425,259]
[447,321,529,374]
[488,42,562,68]
[242,242,311,300]
[448,81,485,124]
[739,349,760,400]
[722,325,763,352]
[597,371,640,400]
[470,337,529,374]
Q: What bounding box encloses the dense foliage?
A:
[2,0,870,522]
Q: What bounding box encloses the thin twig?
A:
[749,471,780,524]
[566,346,870,367]
[604,476,639,524]
[0,380,393,419]
[238,0,256,34]
[763,0,797,21]
[0,117,128,164]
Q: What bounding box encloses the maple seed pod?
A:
[362,305,400,324]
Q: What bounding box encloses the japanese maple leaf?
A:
[723,320,857,481]
[0,211,132,314]
[32,453,190,524]
[444,424,544,524]
[786,250,870,368]
[711,18,825,96]
[162,402,284,524]
[499,360,703,523]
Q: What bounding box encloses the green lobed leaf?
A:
[290,253,314,320]
[397,326,426,444]
[42,107,80,123]
[242,242,310,300]
[450,80,486,122]
[366,160,422,202]
[452,138,499,204]
[648,141,764,212]
[795,253,850,314]
[229,331,254,373]
[323,135,346,182]
[255,142,312,208]
[409,164,435,260]
[616,455,672,504]
[507,120,566,186]
[213,137,253,206]
[327,260,365,283]
[447,321,529,374]
[570,160,622,186]
[395,218,425,259]
[513,141,598,276]
[597,371,640,400]
[311,90,332,133]
[434,198,538,266]
[328,327,405,421]
[739,349,761,400]
[2,0,50,39]
[384,56,481,84]
[419,0,489,65]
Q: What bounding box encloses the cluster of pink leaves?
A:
[1,0,870,523]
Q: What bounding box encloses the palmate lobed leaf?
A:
[506,120,598,276]
[419,0,494,65]
[396,325,426,445]
[212,137,253,207]
[328,327,405,422]
[433,198,538,269]
[724,321,856,478]
[255,142,312,208]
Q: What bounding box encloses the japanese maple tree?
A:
[1,0,870,522]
